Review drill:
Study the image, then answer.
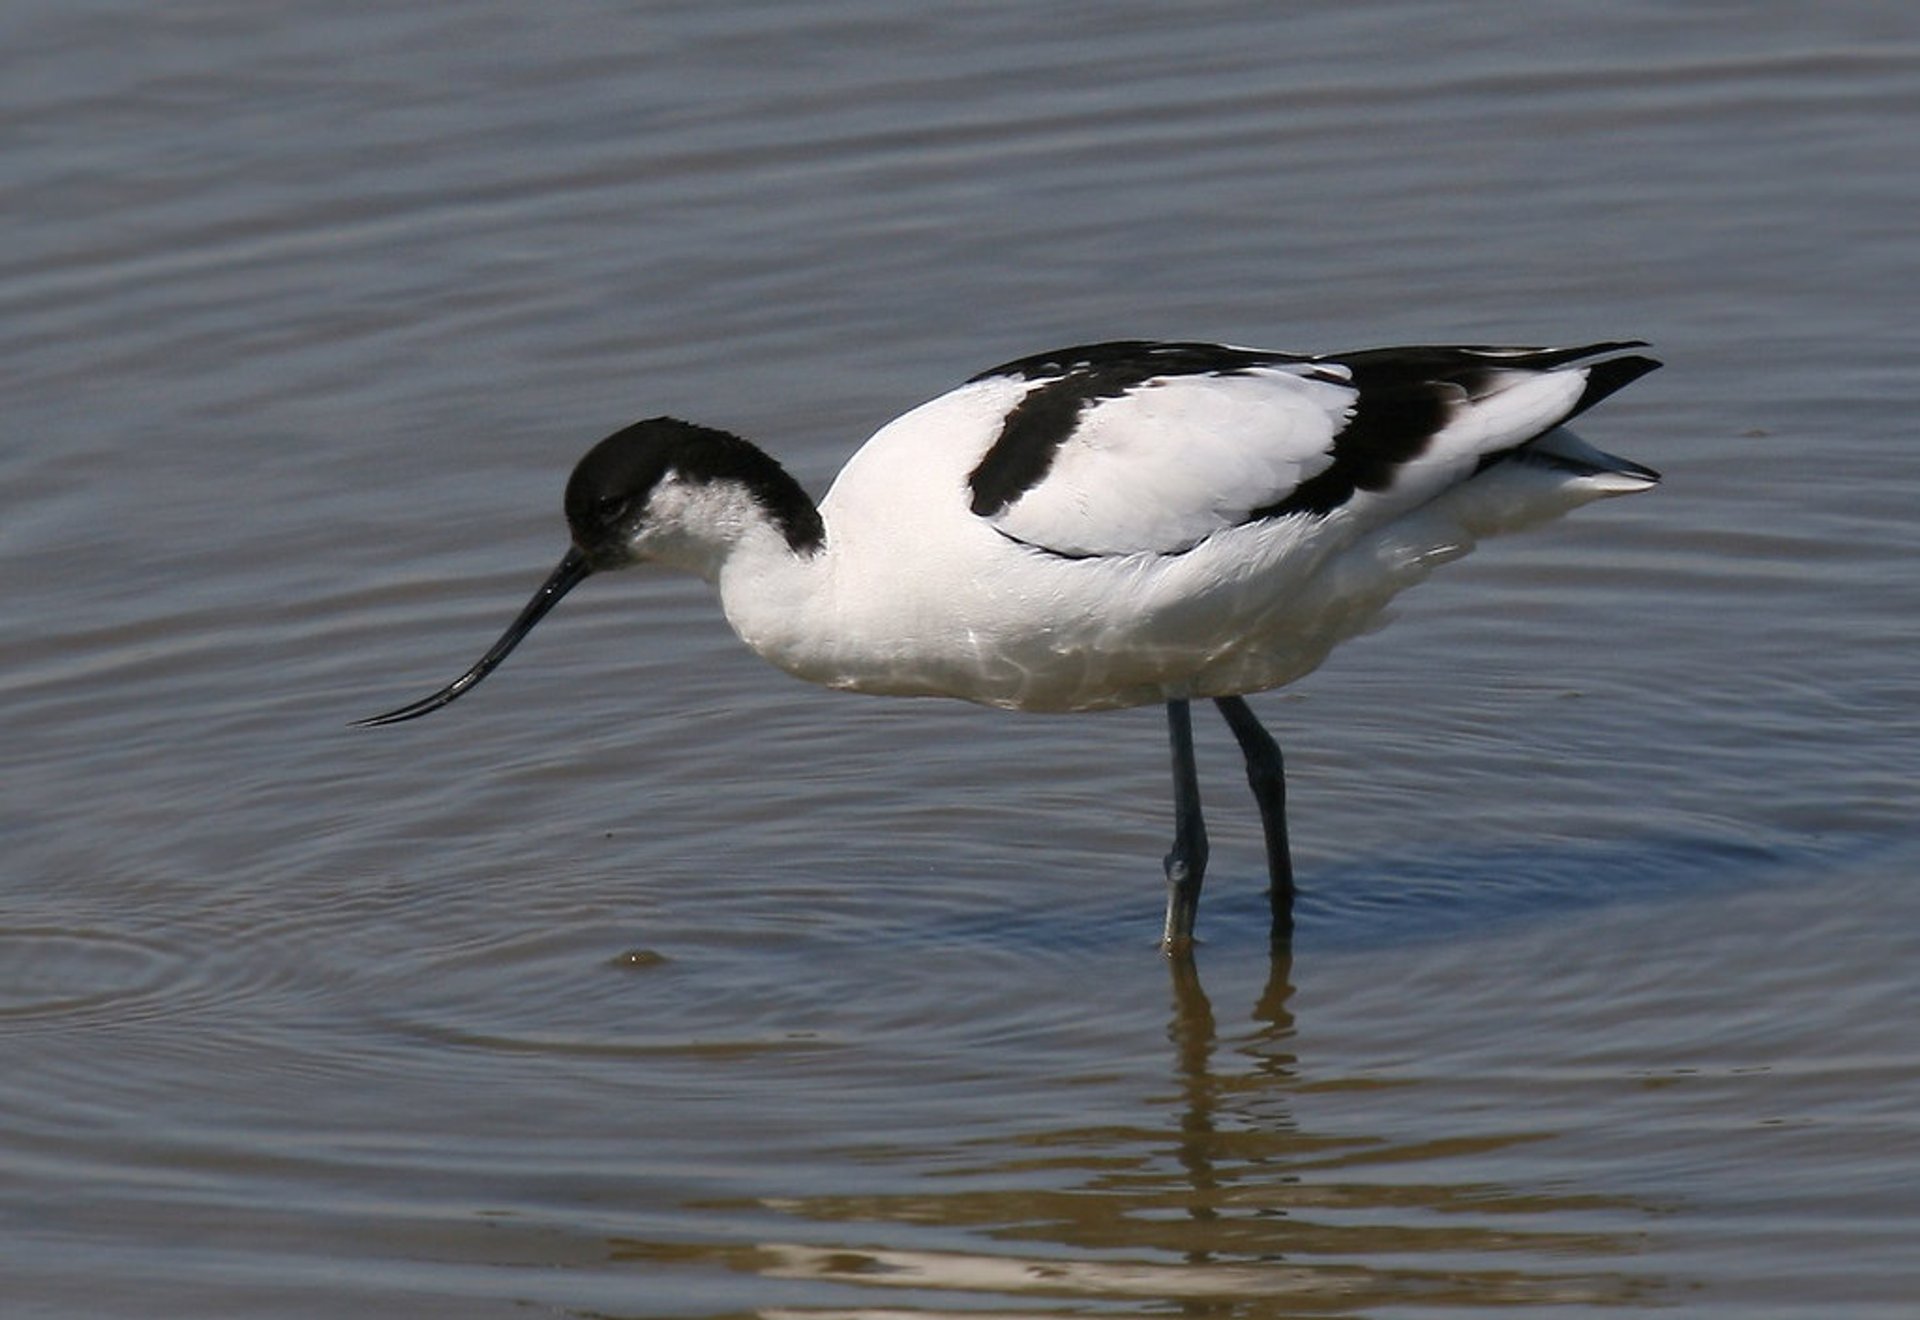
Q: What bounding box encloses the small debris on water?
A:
[610,947,668,970]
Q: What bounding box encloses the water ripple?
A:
[0,925,183,1026]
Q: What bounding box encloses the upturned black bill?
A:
[354,548,594,727]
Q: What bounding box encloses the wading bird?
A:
[359,339,1659,950]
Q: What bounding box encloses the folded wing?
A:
[967,340,1659,559]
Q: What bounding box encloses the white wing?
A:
[980,365,1349,556]
[967,341,1658,558]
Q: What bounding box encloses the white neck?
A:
[715,517,838,679]
[635,474,841,685]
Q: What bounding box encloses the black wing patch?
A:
[1255,342,1658,519]
[1251,366,1453,519]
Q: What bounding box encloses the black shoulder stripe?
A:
[966,341,1309,519]
[966,376,1102,518]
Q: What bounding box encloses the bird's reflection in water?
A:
[614,951,1662,1312]
[1163,949,1296,1258]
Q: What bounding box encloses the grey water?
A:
[5,2,1918,1315]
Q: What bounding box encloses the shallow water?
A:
[5,2,1919,1315]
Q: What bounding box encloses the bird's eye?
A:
[596,495,629,519]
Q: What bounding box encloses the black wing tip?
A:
[1570,351,1662,419]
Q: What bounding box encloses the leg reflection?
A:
[1164,948,1222,1243]
[1164,948,1302,1256]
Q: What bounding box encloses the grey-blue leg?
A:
[1162,699,1209,951]
[1213,695,1295,945]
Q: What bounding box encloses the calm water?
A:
[5,2,1919,1316]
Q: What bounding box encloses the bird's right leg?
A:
[1161,699,1210,952]
[1213,695,1295,947]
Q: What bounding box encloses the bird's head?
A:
[354,417,815,728]
[355,417,720,727]
[562,417,750,571]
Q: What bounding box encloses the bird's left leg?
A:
[1161,699,1210,952]
[1213,696,1295,946]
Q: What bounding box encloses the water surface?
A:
[5,2,1919,1315]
